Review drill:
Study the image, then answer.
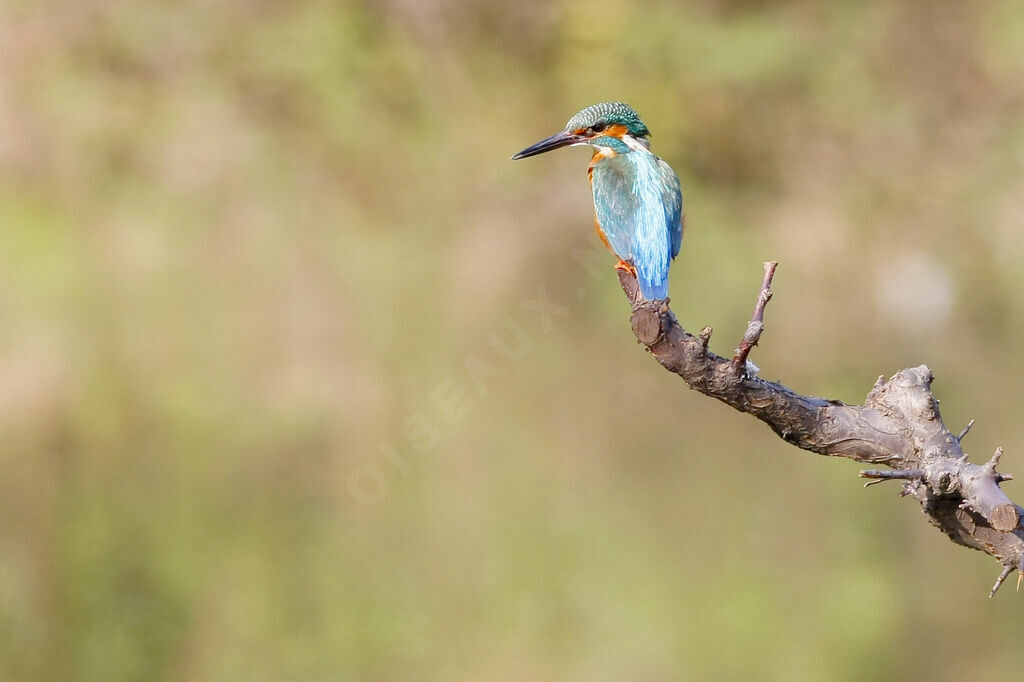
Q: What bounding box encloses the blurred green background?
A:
[3,0,1024,680]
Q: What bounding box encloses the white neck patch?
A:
[622,134,652,153]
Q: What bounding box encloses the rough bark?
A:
[619,262,1024,597]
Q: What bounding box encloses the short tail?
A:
[638,276,668,301]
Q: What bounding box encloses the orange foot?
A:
[614,259,637,276]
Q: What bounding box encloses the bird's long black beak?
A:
[511,130,585,160]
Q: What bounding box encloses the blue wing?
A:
[591,152,678,300]
[658,157,683,259]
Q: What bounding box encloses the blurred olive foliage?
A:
[3,0,1024,680]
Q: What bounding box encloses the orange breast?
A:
[593,218,612,251]
[587,160,613,253]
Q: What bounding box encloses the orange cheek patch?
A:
[603,124,628,138]
[579,124,628,139]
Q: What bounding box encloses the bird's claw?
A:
[614,260,637,276]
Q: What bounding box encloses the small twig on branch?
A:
[731,261,778,375]
[615,260,1024,596]
[958,419,976,443]
[985,446,1005,473]
[991,565,1014,598]
[859,468,924,487]
[699,326,713,352]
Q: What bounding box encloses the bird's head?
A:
[511,102,651,160]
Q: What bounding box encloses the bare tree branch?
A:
[618,262,1024,597]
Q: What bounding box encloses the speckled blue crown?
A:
[566,102,650,137]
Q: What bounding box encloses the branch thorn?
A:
[699,326,713,351]
[957,418,976,443]
[990,565,1014,598]
[985,446,1004,473]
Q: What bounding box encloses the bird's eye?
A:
[590,122,607,133]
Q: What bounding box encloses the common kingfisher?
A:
[512,102,683,300]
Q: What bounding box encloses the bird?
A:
[512,102,683,301]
